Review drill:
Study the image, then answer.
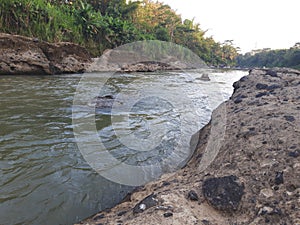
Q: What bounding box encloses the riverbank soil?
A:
[0,33,91,75]
[76,68,300,225]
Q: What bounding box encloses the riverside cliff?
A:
[76,68,300,225]
[0,33,91,75]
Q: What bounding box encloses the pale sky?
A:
[160,0,300,53]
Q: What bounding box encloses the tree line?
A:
[236,45,300,70]
[0,0,238,66]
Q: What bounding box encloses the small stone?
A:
[256,92,268,98]
[32,38,39,42]
[234,96,243,104]
[155,205,173,211]
[266,70,278,77]
[93,214,105,220]
[273,186,279,191]
[260,188,274,198]
[258,206,273,215]
[284,115,295,122]
[163,212,173,217]
[256,83,269,90]
[117,211,127,217]
[162,181,171,186]
[274,171,284,185]
[266,84,282,91]
[187,190,199,201]
[240,76,248,82]
[288,150,300,158]
[201,219,210,225]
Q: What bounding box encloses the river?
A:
[0,69,247,225]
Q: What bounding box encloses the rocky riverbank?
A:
[0,33,91,75]
[76,68,300,225]
[0,33,198,75]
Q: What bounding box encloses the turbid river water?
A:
[0,70,247,225]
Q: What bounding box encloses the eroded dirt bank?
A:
[77,68,299,225]
[0,33,91,75]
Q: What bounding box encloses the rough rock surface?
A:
[76,68,300,225]
[0,33,91,75]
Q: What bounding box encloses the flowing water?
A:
[0,70,247,225]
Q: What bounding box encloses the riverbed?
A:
[0,70,247,225]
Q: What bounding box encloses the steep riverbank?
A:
[76,68,300,225]
[0,33,91,75]
[0,33,203,75]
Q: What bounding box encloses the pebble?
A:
[260,188,274,198]
[201,219,210,225]
[188,190,199,201]
[266,70,278,77]
[93,214,105,221]
[256,83,269,90]
[274,171,284,185]
[288,150,300,158]
[163,212,173,217]
[117,211,127,217]
[284,115,295,122]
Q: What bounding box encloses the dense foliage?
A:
[0,0,238,66]
[236,47,300,70]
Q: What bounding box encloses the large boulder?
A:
[0,33,91,75]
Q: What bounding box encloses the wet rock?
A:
[187,190,199,201]
[133,194,158,214]
[202,175,244,212]
[274,172,284,185]
[198,73,210,81]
